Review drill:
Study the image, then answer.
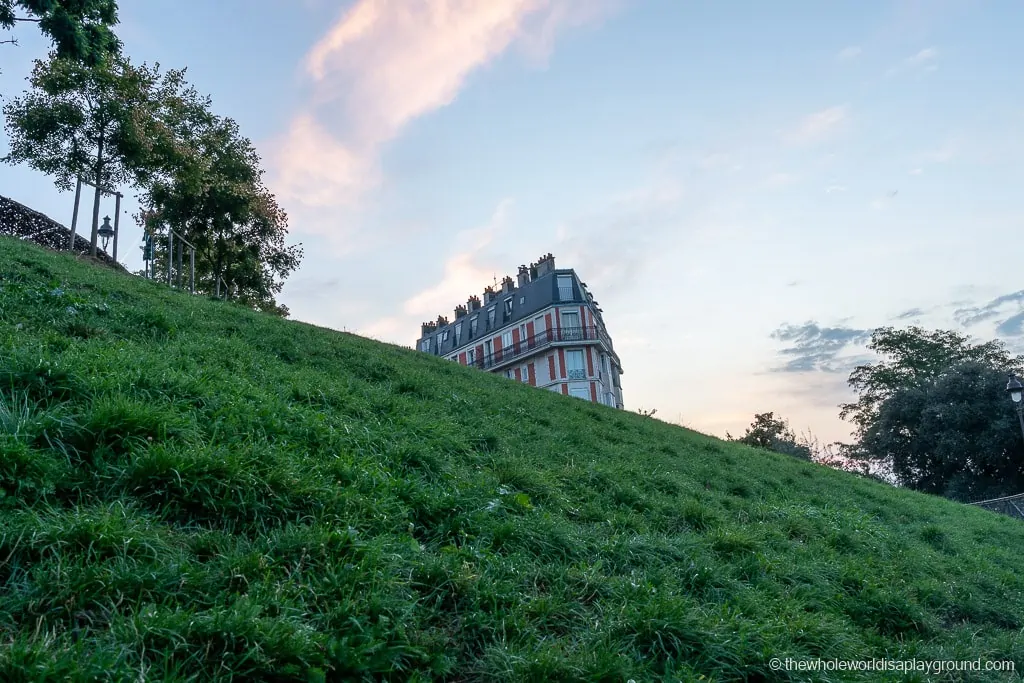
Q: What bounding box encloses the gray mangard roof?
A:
[417,256,617,363]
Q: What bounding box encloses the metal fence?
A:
[971,493,1024,520]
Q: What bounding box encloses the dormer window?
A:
[504,298,513,317]
[455,322,462,343]
[487,307,495,328]
[420,339,430,352]
[470,316,478,336]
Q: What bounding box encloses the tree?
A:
[0,0,119,67]
[140,112,302,315]
[3,55,175,256]
[861,361,1024,500]
[840,327,1019,441]
[840,327,1024,500]
[728,411,812,460]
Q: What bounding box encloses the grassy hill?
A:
[2,236,1024,682]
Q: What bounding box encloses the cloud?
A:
[908,167,923,175]
[770,321,873,373]
[954,290,1024,331]
[894,307,924,320]
[358,199,516,343]
[268,0,618,230]
[785,105,849,145]
[996,312,1024,338]
[885,46,938,77]
[825,185,847,193]
[837,46,862,61]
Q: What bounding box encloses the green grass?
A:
[2,236,1024,682]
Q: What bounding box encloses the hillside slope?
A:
[1,236,1024,682]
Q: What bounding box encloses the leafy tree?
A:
[861,361,1024,500]
[728,411,812,460]
[140,111,302,315]
[840,327,1019,441]
[0,0,119,67]
[3,55,179,256]
[841,327,1024,500]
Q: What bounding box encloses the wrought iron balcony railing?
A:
[465,325,612,371]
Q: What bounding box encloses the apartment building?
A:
[416,254,624,408]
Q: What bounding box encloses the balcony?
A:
[468,325,611,371]
[557,286,574,301]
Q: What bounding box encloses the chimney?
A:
[484,286,496,303]
[534,253,556,277]
[454,304,468,319]
[517,264,530,287]
[436,315,448,327]
[467,295,481,312]
[421,321,437,336]
[501,275,515,294]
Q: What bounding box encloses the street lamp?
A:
[1006,374,1024,443]
[97,215,115,251]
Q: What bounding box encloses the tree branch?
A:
[13,16,41,22]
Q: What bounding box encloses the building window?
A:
[420,339,430,352]
[470,316,478,336]
[501,331,513,352]
[484,339,493,360]
[455,322,462,344]
[520,365,529,383]
[468,348,476,365]
[566,350,585,379]
[487,308,495,328]
[519,296,525,305]
[557,275,574,301]
[506,369,515,379]
[504,298,513,317]
[441,330,449,343]
[570,387,590,400]
[561,310,581,340]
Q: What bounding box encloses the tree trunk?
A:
[89,132,105,257]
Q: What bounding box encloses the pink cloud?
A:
[267,0,618,242]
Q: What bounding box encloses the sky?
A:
[2,0,1023,445]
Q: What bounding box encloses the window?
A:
[455,322,462,344]
[557,275,574,301]
[487,307,495,328]
[504,298,513,317]
[484,339,493,359]
[519,323,528,349]
[420,339,430,352]
[467,348,476,365]
[566,350,586,379]
[441,329,449,343]
[470,316,478,336]
[570,387,590,400]
[506,369,515,379]
[561,310,581,340]
[520,365,530,383]
[519,296,525,305]
[502,331,513,350]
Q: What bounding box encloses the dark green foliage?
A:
[843,327,1024,500]
[1,237,1024,681]
[0,0,119,67]
[729,411,813,460]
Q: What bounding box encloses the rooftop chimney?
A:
[501,275,515,294]
[517,264,530,287]
[483,286,496,304]
[467,295,481,312]
[421,321,437,336]
[436,315,449,327]
[534,253,556,278]
[454,304,468,319]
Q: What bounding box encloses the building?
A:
[415,254,624,408]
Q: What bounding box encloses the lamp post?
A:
[98,215,115,252]
[1006,374,1024,443]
